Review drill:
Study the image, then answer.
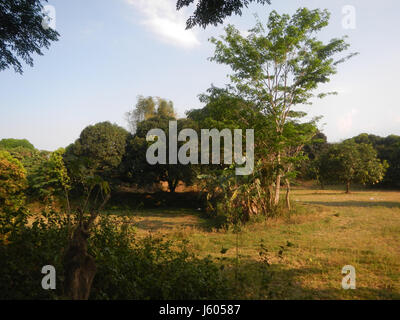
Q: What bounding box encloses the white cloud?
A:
[338,108,358,134]
[124,0,200,48]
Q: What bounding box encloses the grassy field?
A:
[102,186,400,300]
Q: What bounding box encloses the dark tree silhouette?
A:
[0,0,59,74]
[177,0,271,28]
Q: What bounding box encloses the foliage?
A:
[0,209,228,299]
[29,148,70,201]
[90,217,228,299]
[317,141,388,193]
[0,150,27,212]
[207,8,355,207]
[198,163,273,227]
[123,115,198,192]
[0,150,28,243]
[177,0,272,29]
[0,0,59,74]
[0,138,35,150]
[64,121,128,191]
[347,134,400,189]
[126,96,176,134]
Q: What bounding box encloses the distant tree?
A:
[318,141,388,193]
[300,131,329,183]
[124,116,198,193]
[303,131,328,161]
[0,150,28,243]
[0,138,35,150]
[65,122,129,176]
[29,148,71,202]
[126,96,176,134]
[177,0,271,29]
[0,150,27,212]
[0,0,59,74]
[64,121,129,210]
[347,133,400,189]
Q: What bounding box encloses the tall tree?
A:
[0,0,59,74]
[209,8,356,205]
[177,0,271,29]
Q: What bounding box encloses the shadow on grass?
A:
[303,200,400,209]
[225,259,400,299]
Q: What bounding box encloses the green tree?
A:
[0,150,27,212]
[0,0,59,74]
[0,151,28,242]
[64,121,129,211]
[124,116,197,193]
[0,138,35,150]
[208,8,356,206]
[347,133,400,189]
[29,148,71,202]
[177,0,272,29]
[319,141,388,193]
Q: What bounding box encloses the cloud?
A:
[124,0,200,48]
[338,108,358,134]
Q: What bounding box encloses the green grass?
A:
[101,187,400,299]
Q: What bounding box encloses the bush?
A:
[0,210,228,299]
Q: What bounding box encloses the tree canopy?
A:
[0,138,35,150]
[126,96,176,134]
[177,0,272,29]
[207,7,355,206]
[0,0,59,74]
[317,141,388,193]
[0,150,27,212]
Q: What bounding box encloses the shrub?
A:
[0,210,228,299]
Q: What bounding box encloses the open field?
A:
[103,187,400,299]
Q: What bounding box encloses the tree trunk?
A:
[63,194,110,300]
[346,181,351,194]
[285,178,291,210]
[168,180,177,193]
[274,152,281,206]
[274,174,281,206]
[63,222,96,300]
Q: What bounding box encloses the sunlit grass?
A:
[102,187,400,299]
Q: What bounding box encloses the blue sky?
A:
[1,0,399,151]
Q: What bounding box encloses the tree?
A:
[62,122,128,300]
[0,138,35,150]
[64,121,129,210]
[124,116,197,193]
[126,96,176,134]
[0,0,59,74]
[177,0,271,29]
[347,133,400,189]
[209,8,356,206]
[318,141,388,193]
[29,148,71,203]
[0,150,27,212]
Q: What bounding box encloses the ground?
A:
[102,185,400,299]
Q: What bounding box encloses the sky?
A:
[0,0,399,151]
